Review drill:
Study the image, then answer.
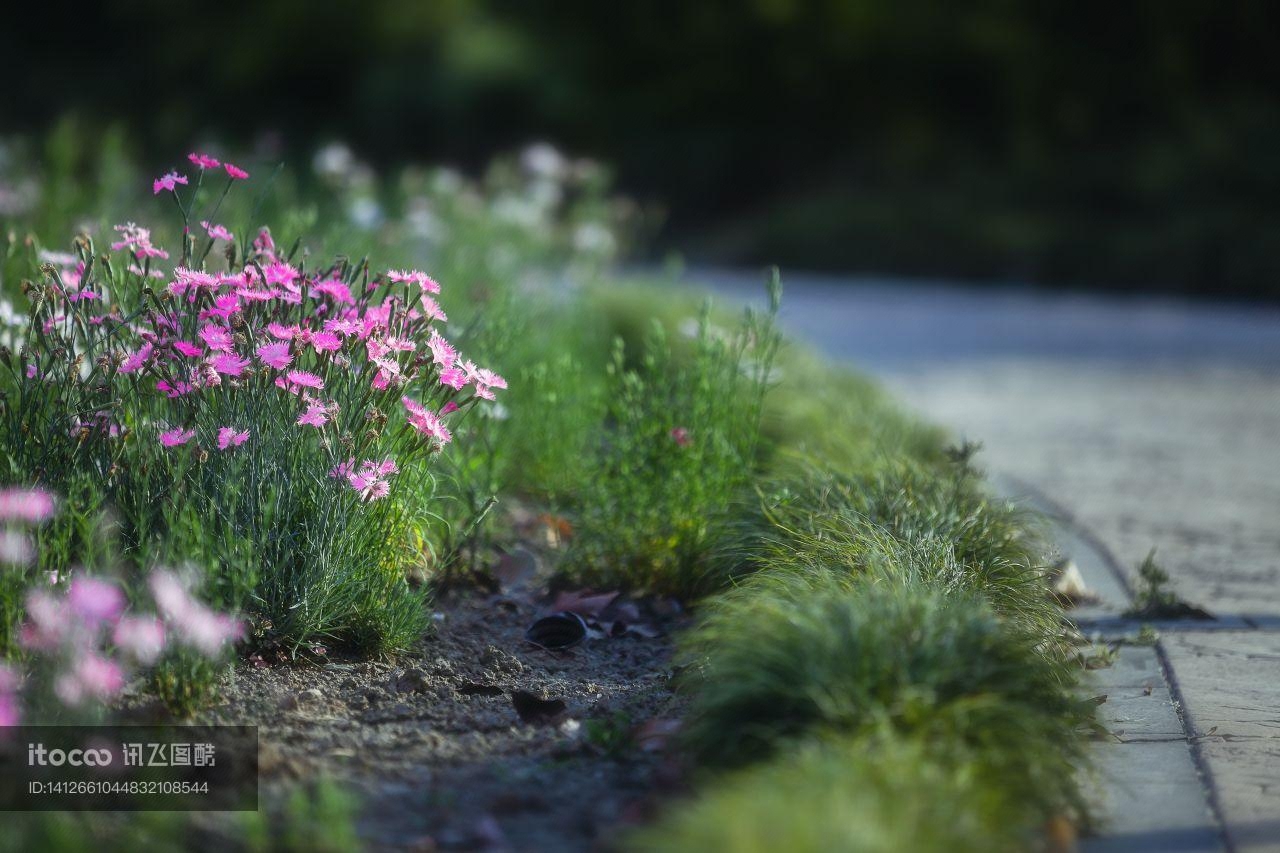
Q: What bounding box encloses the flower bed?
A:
[0,143,1092,851]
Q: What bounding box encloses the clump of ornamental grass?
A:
[677,574,1090,823]
[561,272,783,597]
[708,458,1060,634]
[628,729,1031,853]
[0,153,508,651]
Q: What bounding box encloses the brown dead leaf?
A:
[492,548,538,588]
[537,513,574,546]
[551,589,619,617]
[1043,814,1077,852]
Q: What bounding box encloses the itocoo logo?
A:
[27,743,113,767]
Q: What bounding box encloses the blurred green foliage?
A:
[3,1,1279,296]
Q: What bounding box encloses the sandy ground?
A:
[179,538,689,852]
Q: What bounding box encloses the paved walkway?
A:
[696,268,1280,852]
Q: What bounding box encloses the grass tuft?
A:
[677,575,1090,822]
[708,458,1062,638]
[628,730,1034,853]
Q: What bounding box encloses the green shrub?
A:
[629,730,1030,853]
[678,576,1089,821]
[561,274,782,596]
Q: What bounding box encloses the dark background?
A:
[3,0,1280,298]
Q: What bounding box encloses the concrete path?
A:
[695,268,1280,852]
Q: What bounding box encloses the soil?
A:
[181,542,690,852]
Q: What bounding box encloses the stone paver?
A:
[1162,633,1280,852]
[1082,646,1223,853]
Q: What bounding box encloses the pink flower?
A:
[427,331,456,368]
[438,367,467,390]
[199,323,234,352]
[182,609,244,656]
[359,479,390,501]
[217,427,250,450]
[209,352,251,376]
[267,322,299,340]
[113,616,166,664]
[119,342,155,374]
[253,227,277,258]
[188,152,221,169]
[20,590,69,650]
[419,295,448,324]
[204,293,242,320]
[173,340,203,357]
[263,261,299,287]
[384,336,415,353]
[148,570,244,656]
[328,459,355,479]
[173,267,220,292]
[112,222,168,259]
[223,162,249,180]
[310,331,342,353]
[297,405,329,428]
[402,397,452,444]
[670,427,692,447]
[473,367,507,390]
[156,379,195,398]
[55,653,125,706]
[201,220,234,241]
[236,287,275,303]
[385,269,441,293]
[284,370,324,391]
[25,364,37,379]
[152,171,189,194]
[256,341,293,370]
[148,571,190,623]
[0,488,56,523]
[324,317,361,338]
[441,401,459,415]
[370,356,401,390]
[345,458,399,502]
[68,576,126,625]
[159,427,195,447]
[361,302,393,334]
[310,278,354,304]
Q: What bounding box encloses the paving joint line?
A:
[995,473,1236,852]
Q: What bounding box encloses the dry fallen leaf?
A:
[1043,814,1077,852]
[551,589,619,617]
[492,548,538,588]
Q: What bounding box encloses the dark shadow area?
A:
[3,1,1280,298]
